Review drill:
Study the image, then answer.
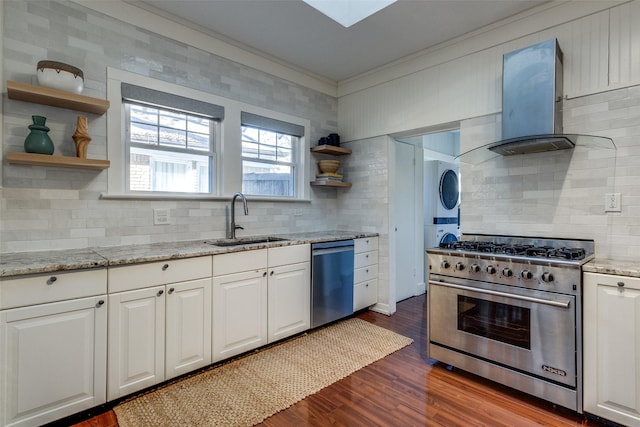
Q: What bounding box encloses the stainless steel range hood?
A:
[458,39,614,164]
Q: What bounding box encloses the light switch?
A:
[154,208,171,225]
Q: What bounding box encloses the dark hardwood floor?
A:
[74,294,605,427]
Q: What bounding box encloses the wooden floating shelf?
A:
[7,80,110,115]
[7,152,110,170]
[310,180,352,188]
[310,145,352,156]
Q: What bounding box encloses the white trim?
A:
[71,0,337,97]
[370,303,392,316]
[0,1,4,189]
[99,193,312,203]
[106,68,311,200]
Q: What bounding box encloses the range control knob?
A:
[541,272,555,283]
[470,264,481,273]
[441,260,450,269]
[502,268,513,277]
[455,262,466,271]
[486,265,497,274]
[521,270,533,280]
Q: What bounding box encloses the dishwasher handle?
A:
[313,246,354,256]
[312,240,354,251]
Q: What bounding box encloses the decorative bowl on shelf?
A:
[318,159,341,174]
[36,60,84,94]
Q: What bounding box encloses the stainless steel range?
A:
[426,234,594,413]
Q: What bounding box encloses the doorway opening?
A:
[395,128,461,285]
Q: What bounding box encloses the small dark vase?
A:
[24,115,54,155]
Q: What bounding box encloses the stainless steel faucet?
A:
[229,192,248,239]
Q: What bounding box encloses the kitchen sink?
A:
[204,236,289,247]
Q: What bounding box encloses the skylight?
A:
[302,0,397,27]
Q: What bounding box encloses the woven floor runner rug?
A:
[114,318,413,427]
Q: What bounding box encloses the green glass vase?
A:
[24,115,54,155]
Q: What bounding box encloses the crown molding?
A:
[70,0,338,97]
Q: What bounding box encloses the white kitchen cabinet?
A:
[107,285,165,401]
[212,249,268,362]
[165,278,212,380]
[354,237,379,311]
[107,257,212,400]
[267,244,310,343]
[0,272,107,427]
[212,245,312,361]
[584,272,640,426]
[212,269,268,361]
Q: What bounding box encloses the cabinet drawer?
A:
[213,249,267,276]
[0,268,107,309]
[108,256,212,293]
[354,279,378,311]
[354,250,378,268]
[354,264,378,284]
[268,244,310,267]
[585,272,640,290]
[355,237,378,254]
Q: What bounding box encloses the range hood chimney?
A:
[457,39,614,163]
[495,39,566,154]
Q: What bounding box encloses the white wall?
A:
[338,1,640,261]
[0,0,339,253]
[336,136,393,313]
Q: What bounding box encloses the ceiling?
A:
[140,0,547,82]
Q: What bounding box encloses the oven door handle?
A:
[429,280,571,308]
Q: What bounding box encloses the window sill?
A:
[100,193,311,203]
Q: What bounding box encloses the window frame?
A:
[123,101,218,194]
[105,67,311,201]
[241,123,299,198]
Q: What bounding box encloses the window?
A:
[122,83,223,194]
[241,112,304,197]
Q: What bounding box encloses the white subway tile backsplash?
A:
[461,84,640,260]
[0,0,342,253]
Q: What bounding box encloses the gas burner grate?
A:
[525,246,554,257]
[547,247,586,260]
[438,240,588,260]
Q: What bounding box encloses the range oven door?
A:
[429,277,576,387]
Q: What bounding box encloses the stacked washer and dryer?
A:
[424,160,460,249]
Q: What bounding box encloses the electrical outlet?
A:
[153,208,171,225]
[605,193,621,213]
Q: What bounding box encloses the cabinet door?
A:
[0,296,107,427]
[584,273,640,425]
[107,286,165,401]
[165,278,212,380]
[268,262,311,343]
[212,270,267,362]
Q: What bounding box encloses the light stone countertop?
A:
[583,258,640,278]
[0,231,377,278]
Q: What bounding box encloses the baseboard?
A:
[370,302,391,316]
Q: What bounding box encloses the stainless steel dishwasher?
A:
[311,240,354,328]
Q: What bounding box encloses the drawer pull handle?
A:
[47,276,57,285]
[366,269,369,273]
[365,283,369,288]
[162,264,169,271]
[270,271,274,276]
[168,287,175,294]
[366,254,369,258]
[97,300,105,307]
[618,281,625,288]
[263,272,267,277]
[157,290,164,297]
